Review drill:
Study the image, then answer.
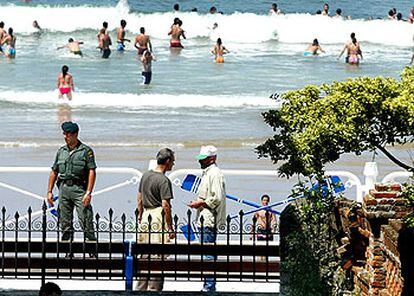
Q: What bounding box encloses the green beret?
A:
[61,121,79,133]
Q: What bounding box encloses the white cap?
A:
[197,145,217,160]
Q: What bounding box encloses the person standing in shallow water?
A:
[211,38,229,63]
[141,49,154,85]
[116,19,130,51]
[134,27,153,56]
[56,65,74,100]
[100,30,112,58]
[304,38,325,56]
[0,22,6,53]
[338,33,362,65]
[57,38,84,56]
[168,18,186,48]
[97,21,108,50]
[1,27,17,58]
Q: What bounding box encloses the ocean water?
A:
[0,0,413,219]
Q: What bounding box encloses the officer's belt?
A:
[62,179,85,186]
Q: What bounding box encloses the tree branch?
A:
[375,145,414,172]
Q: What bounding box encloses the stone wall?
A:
[280,182,413,296]
[344,183,413,296]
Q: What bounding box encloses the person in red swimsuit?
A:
[56,65,74,100]
[168,18,186,48]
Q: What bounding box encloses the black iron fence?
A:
[0,203,280,291]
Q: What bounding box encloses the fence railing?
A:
[0,204,280,291]
[1,164,405,291]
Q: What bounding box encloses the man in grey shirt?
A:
[136,148,175,291]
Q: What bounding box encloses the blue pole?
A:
[226,194,279,215]
[230,197,300,219]
[124,240,135,291]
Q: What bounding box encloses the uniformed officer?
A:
[46,121,97,241]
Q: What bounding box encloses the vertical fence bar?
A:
[161,210,165,282]
[109,208,113,280]
[252,215,257,281]
[69,222,73,279]
[28,207,32,279]
[95,213,100,280]
[239,210,244,282]
[14,211,19,278]
[122,213,126,262]
[134,209,139,246]
[265,210,270,280]
[56,207,60,279]
[226,215,230,282]
[41,201,47,286]
[1,207,5,277]
[213,211,217,284]
[82,219,86,279]
[186,210,191,281]
[147,214,152,283]
[200,216,204,282]
[173,215,178,282]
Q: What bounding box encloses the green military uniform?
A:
[52,141,97,241]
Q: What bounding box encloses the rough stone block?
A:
[379,199,395,205]
[369,189,399,199]
[394,198,408,206]
[375,183,402,192]
[364,194,378,206]
[388,219,403,232]
[394,212,410,219]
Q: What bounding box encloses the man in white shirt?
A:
[188,145,226,292]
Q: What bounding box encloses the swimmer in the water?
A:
[269,3,282,15]
[409,7,414,23]
[322,3,329,16]
[304,39,325,56]
[209,6,217,14]
[97,21,108,50]
[141,49,154,85]
[116,19,131,51]
[0,22,6,54]
[99,29,112,58]
[56,65,74,100]
[334,8,343,18]
[168,18,186,48]
[211,38,229,63]
[1,27,17,58]
[134,27,153,56]
[338,34,362,65]
[57,38,84,56]
[33,20,41,31]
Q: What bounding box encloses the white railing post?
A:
[363,162,378,198]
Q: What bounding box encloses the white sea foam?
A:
[0,140,186,148]
[0,90,278,108]
[1,3,414,45]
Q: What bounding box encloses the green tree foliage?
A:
[257,67,414,178]
[280,181,351,296]
[401,182,414,228]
